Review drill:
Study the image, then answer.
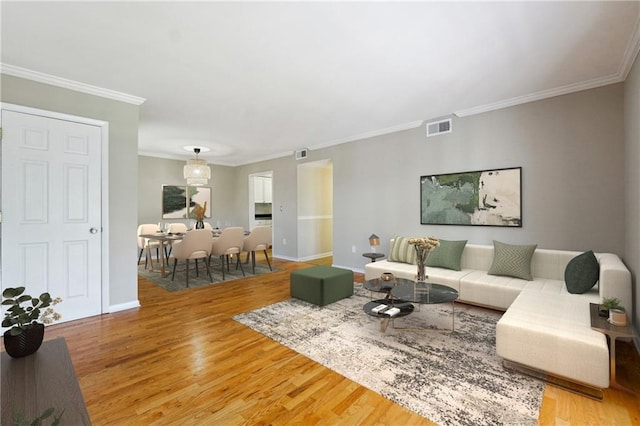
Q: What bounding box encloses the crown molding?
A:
[618,13,640,80]
[455,14,640,118]
[0,63,146,105]
[140,120,425,167]
[453,73,623,118]
[312,120,425,150]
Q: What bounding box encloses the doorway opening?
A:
[248,171,273,230]
[297,159,333,261]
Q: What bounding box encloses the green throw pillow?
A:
[426,239,467,271]
[488,240,537,281]
[565,250,599,294]
[388,236,417,265]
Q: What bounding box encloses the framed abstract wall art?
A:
[420,167,522,227]
[162,185,211,219]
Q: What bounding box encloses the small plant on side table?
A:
[2,287,62,357]
[598,296,624,317]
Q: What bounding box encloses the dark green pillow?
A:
[488,240,537,281]
[426,239,467,271]
[565,251,599,294]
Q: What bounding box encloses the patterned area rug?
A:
[234,285,543,425]
[138,257,276,291]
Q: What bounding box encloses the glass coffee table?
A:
[363,277,414,298]
[389,281,459,332]
[363,277,415,332]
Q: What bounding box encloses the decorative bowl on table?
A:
[380,272,394,282]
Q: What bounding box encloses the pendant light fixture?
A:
[183,148,211,186]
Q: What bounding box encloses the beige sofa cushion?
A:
[496,287,608,388]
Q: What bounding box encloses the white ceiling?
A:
[2,1,639,166]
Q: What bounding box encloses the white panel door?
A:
[1,110,102,322]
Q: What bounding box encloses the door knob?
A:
[90,227,99,234]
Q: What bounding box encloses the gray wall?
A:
[328,84,625,271]
[625,54,640,338]
[138,155,237,227]
[1,74,140,309]
[139,82,632,322]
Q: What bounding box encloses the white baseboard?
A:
[332,263,363,274]
[271,252,333,262]
[297,252,333,262]
[109,300,141,313]
[272,254,298,262]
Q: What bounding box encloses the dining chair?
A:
[137,224,161,267]
[202,222,213,230]
[165,223,189,259]
[209,227,245,280]
[242,226,273,274]
[170,229,213,287]
[167,223,188,234]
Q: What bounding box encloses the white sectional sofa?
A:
[364,242,633,390]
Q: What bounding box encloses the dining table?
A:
[140,232,185,278]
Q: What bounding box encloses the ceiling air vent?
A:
[426,118,452,137]
[294,148,309,160]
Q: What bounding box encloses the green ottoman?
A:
[290,266,354,306]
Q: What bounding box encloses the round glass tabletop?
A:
[390,282,458,304]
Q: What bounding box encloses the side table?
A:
[362,252,385,262]
[2,338,91,425]
[589,303,637,393]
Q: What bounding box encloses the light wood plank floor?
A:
[14,255,640,425]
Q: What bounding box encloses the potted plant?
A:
[192,201,207,229]
[2,287,62,358]
[598,296,624,317]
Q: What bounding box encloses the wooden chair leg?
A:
[251,251,256,274]
[220,255,225,280]
[138,248,144,265]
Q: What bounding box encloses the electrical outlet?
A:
[352,245,356,253]
[283,238,287,245]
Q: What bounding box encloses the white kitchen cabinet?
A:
[254,176,273,203]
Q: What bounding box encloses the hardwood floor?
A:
[18,255,640,425]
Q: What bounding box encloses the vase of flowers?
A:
[2,287,62,358]
[408,237,440,282]
[192,201,207,229]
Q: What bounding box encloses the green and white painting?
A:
[162,185,211,219]
[420,167,522,227]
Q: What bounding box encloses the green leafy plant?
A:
[14,407,65,426]
[600,297,625,312]
[1,287,62,336]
